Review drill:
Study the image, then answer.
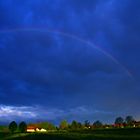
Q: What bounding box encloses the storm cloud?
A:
[0,0,140,123]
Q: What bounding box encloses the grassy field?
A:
[1,128,140,140]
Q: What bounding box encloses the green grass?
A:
[2,128,140,140]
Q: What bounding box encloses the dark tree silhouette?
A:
[125,116,135,126]
[19,121,27,133]
[77,122,82,129]
[70,120,79,130]
[84,120,90,128]
[93,120,103,128]
[9,121,17,133]
[115,117,124,126]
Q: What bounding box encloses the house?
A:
[133,121,140,128]
[27,126,36,132]
[36,128,47,132]
[27,126,47,132]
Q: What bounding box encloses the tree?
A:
[70,120,79,130]
[115,117,124,126]
[77,122,83,129]
[9,121,17,133]
[84,120,90,128]
[38,122,56,130]
[93,120,103,128]
[19,121,27,133]
[125,116,135,126]
[59,120,68,130]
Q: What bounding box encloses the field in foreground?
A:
[1,128,140,140]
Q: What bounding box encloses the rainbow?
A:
[0,27,133,79]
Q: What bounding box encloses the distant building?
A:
[27,126,36,132]
[27,126,47,133]
[133,121,140,128]
[36,128,47,132]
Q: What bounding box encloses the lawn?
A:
[2,128,140,140]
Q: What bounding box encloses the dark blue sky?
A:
[0,0,140,124]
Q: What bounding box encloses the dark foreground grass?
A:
[2,128,140,140]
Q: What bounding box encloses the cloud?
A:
[0,105,37,123]
[0,30,125,105]
[0,0,140,123]
[0,104,116,124]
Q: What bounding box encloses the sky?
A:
[0,0,140,124]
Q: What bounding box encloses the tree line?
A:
[115,116,135,127]
[9,121,27,133]
[8,115,137,133]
